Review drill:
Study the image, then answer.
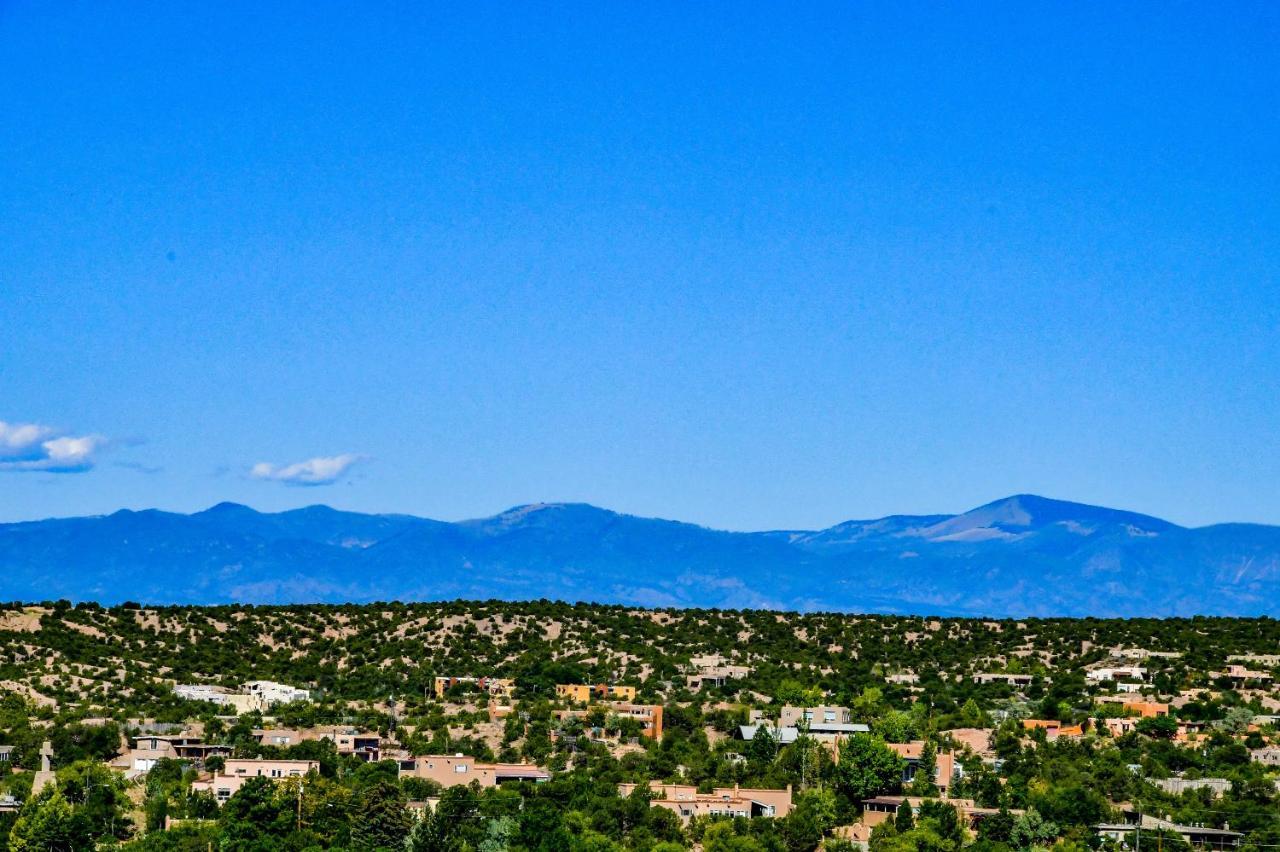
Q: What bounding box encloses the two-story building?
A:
[190,759,319,803]
[114,734,233,773]
[684,655,752,690]
[555,702,664,741]
[397,754,550,787]
[1086,666,1147,684]
[886,742,958,792]
[619,783,792,822]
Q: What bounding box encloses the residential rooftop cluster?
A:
[3,601,1280,851]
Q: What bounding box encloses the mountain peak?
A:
[917,494,1180,542]
[281,504,347,517]
[470,502,620,530]
[198,501,258,516]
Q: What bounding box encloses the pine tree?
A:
[350,781,413,851]
[895,801,915,832]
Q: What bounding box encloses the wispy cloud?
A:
[115,460,164,475]
[0,420,109,473]
[249,453,367,486]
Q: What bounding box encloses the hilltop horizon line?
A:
[18,492,1278,534]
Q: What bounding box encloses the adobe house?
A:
[190,758,319,804]
[398,754,550,787]
[619,783,792,822]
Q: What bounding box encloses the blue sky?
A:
[2,3,1278,530]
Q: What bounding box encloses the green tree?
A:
[703,821,767,852]
[408,787,476,852]
[958,699,990,728]
[834,735,906,806]
[776,680,824,707]
[125,822,220,852]
[1135,716,1178,740]
[875,712,918,744]
[478,815,517,852]
[977,808,1014,844]
[908,743,939,795]
[783,787,837,851]
[56,760,133,842]
[745,726,779,769]
[217,777,292,852]
[8,790,91,852]
[350,781,412,850]
[1010,807,1058,850]
[918,800,964,847]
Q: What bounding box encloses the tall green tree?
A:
[8,790,91,852]
[834,735,906,806]
[217,777,293,852]
[350,782,412,851]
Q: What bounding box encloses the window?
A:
[454,764,468,773]
[824,711,836,722]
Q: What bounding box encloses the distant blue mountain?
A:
[1,494,1277,617]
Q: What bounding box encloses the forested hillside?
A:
[2,601,1280,852]
[4,600,1280,710]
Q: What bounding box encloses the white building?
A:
[174,681,310,713]
[1086,666,1147,683]
[174,684,232,703]
[243,681,311,706]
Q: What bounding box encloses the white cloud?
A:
[250,453,366,486]
[0,422,55,455]
[0,420,109,473]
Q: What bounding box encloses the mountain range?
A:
[2,494,1278,617]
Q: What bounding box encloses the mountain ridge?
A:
[1,494,1277,617]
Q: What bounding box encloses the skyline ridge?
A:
[39,492,1271,534]
[4,492,1279,617]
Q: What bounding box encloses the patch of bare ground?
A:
[1,680,57,707]
[134,611,162,630]
[0,608,46,632]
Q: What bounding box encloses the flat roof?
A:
[1096,824,1242,838]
